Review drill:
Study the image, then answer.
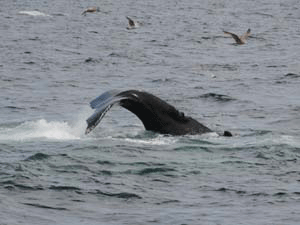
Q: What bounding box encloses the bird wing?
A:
[126,17,135,27]
[241,28,251,40]
[224,31,243,44]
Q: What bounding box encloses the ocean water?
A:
[0,0,300,224]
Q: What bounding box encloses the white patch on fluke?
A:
[131,93,139,98]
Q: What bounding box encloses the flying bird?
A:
[81,6,100,16]
[126,16,139,29]
[224,28,251,44]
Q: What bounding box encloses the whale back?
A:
[118,90,211,135]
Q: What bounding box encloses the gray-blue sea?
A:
[0,0,299,224]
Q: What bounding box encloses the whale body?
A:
[86,90,231,136]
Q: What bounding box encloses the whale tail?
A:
[85,90,213,136]
[85,90,126,134]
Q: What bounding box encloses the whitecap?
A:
[18,10,51,17]
[275,135,300,148]
[122,136,178,146]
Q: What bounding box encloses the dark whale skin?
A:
[85,90,232,136]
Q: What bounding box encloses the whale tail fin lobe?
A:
[89,90,120,109]
[85,104,113,134]
[86,90,125,134]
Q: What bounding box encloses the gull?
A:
[126,16,139,29]
[81,6,100,16]
[224,28,251,44]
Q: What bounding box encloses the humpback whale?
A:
[85,90,232,136]
[224,29,251,44]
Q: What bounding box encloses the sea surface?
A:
[0,0,300,224]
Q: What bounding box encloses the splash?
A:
[0,119,84,141]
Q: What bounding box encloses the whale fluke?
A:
[86,90,232,136]
[86,90,126,134]
[86,90,213,135]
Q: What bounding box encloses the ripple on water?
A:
[93,190,142,199]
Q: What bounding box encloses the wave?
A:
[94,190,142,199]
[49,185,81,191]
[137,167,176,175]
[284,73,300,79]
[1,180,44,191]
[274,135,300,149]
[22,202,67,211]
[25,153,51,161]
[199,93,236,102]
